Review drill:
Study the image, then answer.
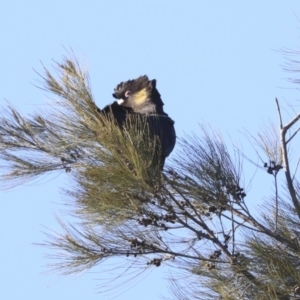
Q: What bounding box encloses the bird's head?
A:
[112,75,165,114]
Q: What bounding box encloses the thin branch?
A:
[276,98,283,129]
[274,174,279,232]
[230,202,235,256]
[292,156,300,181]
[232,207,299,251]
[283,111,300,132]
[286,126,300,144]
[280,133,300,218]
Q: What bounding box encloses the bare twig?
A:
[274,174,279,232]
[286,126,300,144]
[276,98,283,129]
[276,98,300,218]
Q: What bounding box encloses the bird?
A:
[98,75,176,169]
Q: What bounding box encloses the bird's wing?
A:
[145,115,176,158]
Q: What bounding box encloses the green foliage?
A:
[1,54,300,300]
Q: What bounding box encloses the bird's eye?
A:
[125,91,130,98]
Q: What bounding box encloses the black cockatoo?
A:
[98,75,176,169]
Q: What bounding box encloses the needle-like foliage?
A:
[2,52,300,299]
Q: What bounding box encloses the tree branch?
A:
[276,99,300,218]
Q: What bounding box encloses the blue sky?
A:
[1,1,300,299]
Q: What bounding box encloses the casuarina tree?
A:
[1,50,300,299]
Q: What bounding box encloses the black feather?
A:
[99,76,176,169]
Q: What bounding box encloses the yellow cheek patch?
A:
[133,88,149,104]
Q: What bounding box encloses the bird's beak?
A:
[117,99,125,105]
